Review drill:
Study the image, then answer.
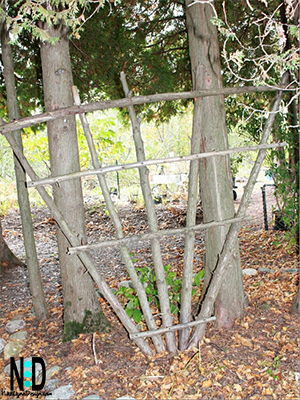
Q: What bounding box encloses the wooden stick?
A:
[121,71,177,353]
[27,142,287,188]
[68,215,252,253]
[0,85,293,135]
[129,316,216,339]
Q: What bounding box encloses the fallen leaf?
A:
[202,379,212,388]
[234,334,253,348]
[234,383,242,392]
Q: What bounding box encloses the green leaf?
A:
[133,308,142,324]
[145,286,154,295]
[164,264,171,272]
[193,270,204,286]
[127,300,134,309]
[125,307,133,317]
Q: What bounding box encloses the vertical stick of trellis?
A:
[72,86,165,354]
[120,72,177,353]
[178,65,203,350]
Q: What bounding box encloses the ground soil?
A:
[0,181,299,399]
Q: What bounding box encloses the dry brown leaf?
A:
[202,379,213,388]
[234,334,253,348]
[234,383,242,392]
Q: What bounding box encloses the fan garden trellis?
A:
[0,73,289,355]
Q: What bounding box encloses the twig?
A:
[0,85,293,135]
[68,215,252,254]
[27,142,287,188]
[92,333,103,365]
[92,332,99,365]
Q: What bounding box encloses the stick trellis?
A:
[0,76,289,355]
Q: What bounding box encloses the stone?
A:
[82,395,103,400]
[3,357,47,378]
[3,340,25,360]
[10,330,28,341]
[0,338,7,353]
[5,319,26,333]
[258,302,270,312]
[46,365,60,379]
[47,384,75,400]
[116,397,136,400]
[258,268,275,273]
[118,280,133,289]
[242,268,257,276]
[44,379,59,392]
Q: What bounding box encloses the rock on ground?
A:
[47,384,75,400]
[5,319,26,333]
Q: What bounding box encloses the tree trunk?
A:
[0,7,48,320]
[0,218,24,271]
[185,0,246,328]
[39,22,109,340]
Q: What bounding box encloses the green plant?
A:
[266,159,299,253]
[77,115,124,170]
[230,153,243,177]
[115,256,204,324]
[266,355,281,380]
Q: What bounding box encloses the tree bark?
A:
[0,7,48,320]
[39,22,109,340]
[185,0,246,329]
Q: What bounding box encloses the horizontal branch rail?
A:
[27,142,286,188]
[68,215,252,254]
[0,85,293,135]
[129,316,216,339]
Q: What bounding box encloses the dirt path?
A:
[0,180,276,313]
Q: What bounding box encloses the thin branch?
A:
[120,71,177,353]
[68,215,252,254]
[129,316,216,339]
[0,85,293,135]
[27,142,287,188]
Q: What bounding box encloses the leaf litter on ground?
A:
[0,200,299,400]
